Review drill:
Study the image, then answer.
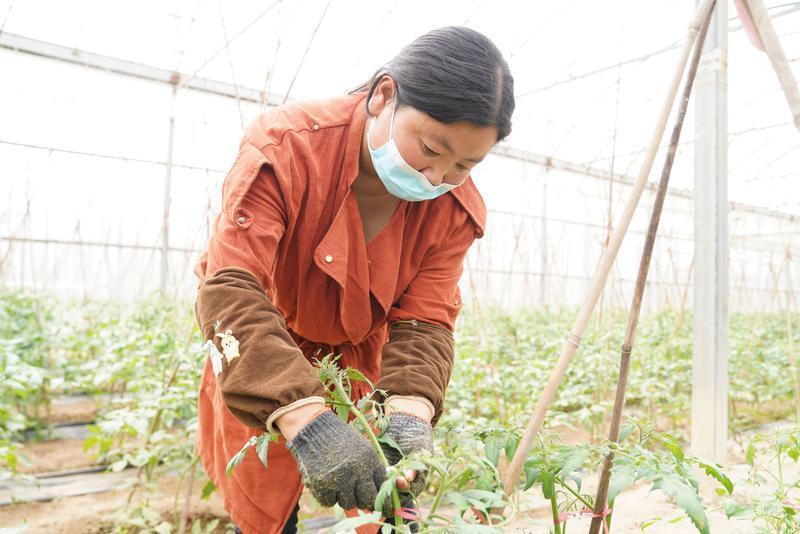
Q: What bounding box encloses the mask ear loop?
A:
[388,97,397,140]
[366,96,397,151]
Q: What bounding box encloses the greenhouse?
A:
[1,0,799,532]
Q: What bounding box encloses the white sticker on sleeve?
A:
[216,329,241,363]
[203,340,225,377]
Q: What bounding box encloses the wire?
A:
[515,4,800,98]
[174,0,203,73]
[217,0,245,129]
[517,39,682,98]
[582,121,797,167]
[462,0,489,25]
[0,3,13,36]
[350,0,399,81]
[258,0,286,113]
[282,0,332,104]
[178,0,283,92]
[750,143,800,182]
[0,138,228,174]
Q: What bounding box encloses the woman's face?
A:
[365,77,498,187]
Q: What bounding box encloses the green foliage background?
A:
[1,287,799,531]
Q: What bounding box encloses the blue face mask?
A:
[367,100,465,202]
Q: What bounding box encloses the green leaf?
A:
[374,474,397,513]
[640,518,662,531]
[557,447,587,478]
[447,491,472,512]
[460,489,506,509]
[110,460,127,472]
[523,457,541,491]
[745,443,755,466]
[255,433,271,469]
[658,434,685,462]
[483,433,502,467]
[618,423,635,443]
[225,438,255,476]
[504,433,520,462]
[722,497,749,519]
[377,433,403,461]
[200,480,216,500]
[346,367,368,383]
[608,463,636,501]
[691,458,733,494]
[653,475,709,534]
[334,402,349,423]
[566,471,582,492]
[540,471,555,500]
[329,511,382,532]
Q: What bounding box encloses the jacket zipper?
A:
[392,319,454,340]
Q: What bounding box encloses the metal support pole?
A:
[692,0,729,463]
[499,0,718,504]
[540,172,548,304]
[161,86,177,293]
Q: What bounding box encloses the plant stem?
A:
[178,451,199,534]
[333,379,403,530]
[427,464,451,517]
[333,382,388,465]
[561,480,593,509]
[549,490,562,534]
[607,497,615,530]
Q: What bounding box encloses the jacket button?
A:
[237,216,246,224]
[313,124,320,130]
[324,254,334,263]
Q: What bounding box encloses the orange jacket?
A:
[193,91,485,533]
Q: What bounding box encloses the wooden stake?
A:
[742,0,800,131]
[499,0,718,503]
[588,4,716,532]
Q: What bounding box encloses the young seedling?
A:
[226,354,409,532]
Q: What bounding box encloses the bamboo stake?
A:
[742,0,800,131]
[588,4,716,532]
[499,0,717,501]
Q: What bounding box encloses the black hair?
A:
[353,26,515,142]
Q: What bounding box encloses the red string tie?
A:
[556,507,613,533]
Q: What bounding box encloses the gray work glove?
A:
[379,412,434,532]
[286,410,386,511]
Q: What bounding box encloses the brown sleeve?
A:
[376,321,455,427]
[196,267,326,430]
[195,164,325,431]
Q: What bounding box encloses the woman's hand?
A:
[285,409,387,512]
[383,398,434,492]
[379,411,434,496]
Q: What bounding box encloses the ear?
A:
[367,75,397,117]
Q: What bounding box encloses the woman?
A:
[193,26,514,534]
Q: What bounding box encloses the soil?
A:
[17,438,100,474]
[0,474,231,533]
[1,399,338,532]
[46,395,100,425]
